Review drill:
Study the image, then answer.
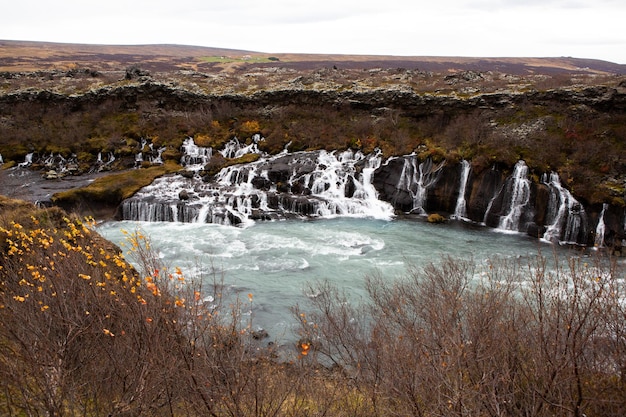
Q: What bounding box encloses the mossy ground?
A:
[51,160,180,212]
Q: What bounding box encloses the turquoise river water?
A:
[98,217,584,343]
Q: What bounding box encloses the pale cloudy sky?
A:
[2,0,625,63]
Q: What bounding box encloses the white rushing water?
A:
[18,152,33,168]
[181,137,213,168]
[394,156,445,214]
[122,147,395,224]
[498,160,531,231]
[541,172,588,245]
[595,203,608,248]
[452,160,471,220]
[98,217,563,344]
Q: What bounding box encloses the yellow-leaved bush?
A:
[0,197,279,417]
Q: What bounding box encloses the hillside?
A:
[1,40,625,74]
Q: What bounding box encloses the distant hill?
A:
[1,39,624,75]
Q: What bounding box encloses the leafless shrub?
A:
[297,253,626,417]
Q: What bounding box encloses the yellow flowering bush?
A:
[0,198,200,416]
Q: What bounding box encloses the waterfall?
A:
[121,149,394,225]
[181,137,212,168]
[18,153,33,168]
[150,147,167,165]
[395,156,445,214]
[541,172,588,244]
[480,168,496,225]
[355,150,383,202]
[219,134,264,159]
[497,161,531,231]
[134,151,144,168]
[561,203,587,245]
[452,160,470,220]
[306,150,393,218]
[0,153,3,164]
[220,138,245,158]
[594,203,607,248]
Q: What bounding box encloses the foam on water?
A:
[98,217,571,344]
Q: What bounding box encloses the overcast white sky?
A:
[2,0,625,63]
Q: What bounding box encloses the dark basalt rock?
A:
[372,157,414,212]
[371,157,625,246]
[259,152,319,183]
[466,168,505,223]
[427,164,464,214]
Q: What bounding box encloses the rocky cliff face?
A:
[116,139,625,249]
[373,156,625,248]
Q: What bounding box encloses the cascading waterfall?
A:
[115,138,615,246]
[562,203,587,245]
[219,134,264,159]
[150,147,167,165]
[452,160,470,219]
[541,172,588,244]
[594,203,607,248]
[43,152,65,168]
[355,150,383,202]
[121,144,394,225]
[91,152,116,173]
[18,153,33,168]
[395,156,445,214]
[181,137,212,168]
[497,160,531,231]
[134,151,143,167]
[0,153,4,164]
[308,150,393,218]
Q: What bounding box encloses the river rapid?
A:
[98,217,573,343]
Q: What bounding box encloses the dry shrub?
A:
[0,201,189,416]
[297,254,626,417]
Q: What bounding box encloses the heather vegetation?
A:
[1,197,625,416]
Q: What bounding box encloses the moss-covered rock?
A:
[427,213,447,224]
[51,161,180,217]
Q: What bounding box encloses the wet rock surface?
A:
[0,167,112,205]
